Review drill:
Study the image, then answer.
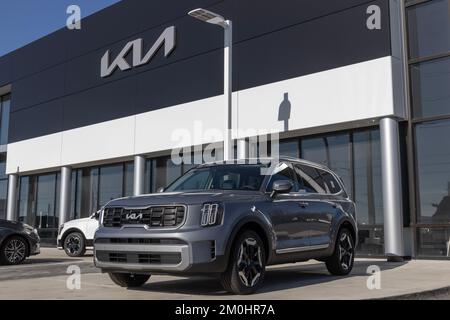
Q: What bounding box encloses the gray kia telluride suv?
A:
[94,157,357,294]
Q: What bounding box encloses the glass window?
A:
[18,176,34,226]
[353,130,383,225]
[417,227,450,257]
[410,56,450,118]
[98,164,123,208]
[124,162,134,197]
[266,162,298,192]
[167,170,212,191]
[70,170,82,220]
[166,164,266,192]
[0,154,6,180]
[0,94,10,146]
[301,133,352,197]
[415,120,450,223]
[320,170,342,194]
[279,140,299,158]
[0,179,7,220]
[294,164,326,194]
[357,227,384,256]
[35,174,58,230]
[407,0,450,59]
[152,156,183,191]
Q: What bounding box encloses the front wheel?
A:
[109,273,151,288]
[220,230,266,295]
[63,232,86,257]
[0,236,28,265]
[325,228,355,276]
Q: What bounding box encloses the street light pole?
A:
[188,8,234,161]
[223,20,232,161]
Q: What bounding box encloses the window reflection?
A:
[301,133,352,198]
[416,120,450,223]
[407,0,450,59]
[98,164,123,207]
[411,56,450,118]
[0,94,10,146]
[418,227,450,257]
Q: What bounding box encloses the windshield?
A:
[165,164,267,192]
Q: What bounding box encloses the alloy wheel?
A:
[66,235,82,255]
[4,239,26,264]
[338,232,354,271]
[237,238,263,287]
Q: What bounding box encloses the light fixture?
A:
[188,8,227,27]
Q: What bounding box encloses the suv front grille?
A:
[103,206,186,228]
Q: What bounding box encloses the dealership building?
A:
[0,0,448,259]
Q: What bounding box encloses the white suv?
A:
[57,211,100,257]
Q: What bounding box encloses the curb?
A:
[378,286,450,300]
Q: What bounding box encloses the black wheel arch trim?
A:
[332,217,358,249]
[223,215,275,267]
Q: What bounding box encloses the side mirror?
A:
[156,187,165,193]
[271,180,293,197]
[93,211,100,220]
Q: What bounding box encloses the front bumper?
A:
[94,225,228,274]
[30,242,40,256]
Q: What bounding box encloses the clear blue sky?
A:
[0,0,122,57]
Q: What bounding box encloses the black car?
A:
[0,219,40,265]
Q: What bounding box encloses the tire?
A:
[326,228,355,276]
[108,273,151,288]
[220,230,266,295]
[63,232,86,257]
[0,236,28,265]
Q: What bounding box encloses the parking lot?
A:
[0,248,449,300]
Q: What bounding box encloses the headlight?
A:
[99,209,105,225]
[200,203,223,227]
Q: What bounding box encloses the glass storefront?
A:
[70,162,134,220]
[407,0,450,257]
[279,128,384,256]
[17,173,60,244]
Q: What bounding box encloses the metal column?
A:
[237,139,247,160]
[380,117,404,259]
[58,166,72,225]
[134,155,146,196]
[6,174,18,221]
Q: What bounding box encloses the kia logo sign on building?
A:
[100,26,176,78]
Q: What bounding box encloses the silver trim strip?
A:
[276,243,329,254]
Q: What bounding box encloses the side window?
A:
[320,170,342,194]
[267,162,299,192]
[294,164,326,194]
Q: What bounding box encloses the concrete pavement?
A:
[0,248,449,299]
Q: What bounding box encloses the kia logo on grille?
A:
[125,213,143,221]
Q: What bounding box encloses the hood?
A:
[64,217,93,225]
[106,190,263,207]
[0,219,31,231]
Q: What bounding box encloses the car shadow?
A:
[128,260,407,296]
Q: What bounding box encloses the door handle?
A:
[298,201,309,208]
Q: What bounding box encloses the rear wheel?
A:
[108,273,151,288]
[326,228,355,276]
[63,232,86,257]
[0,236,28,265]
[220,230,266,295]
